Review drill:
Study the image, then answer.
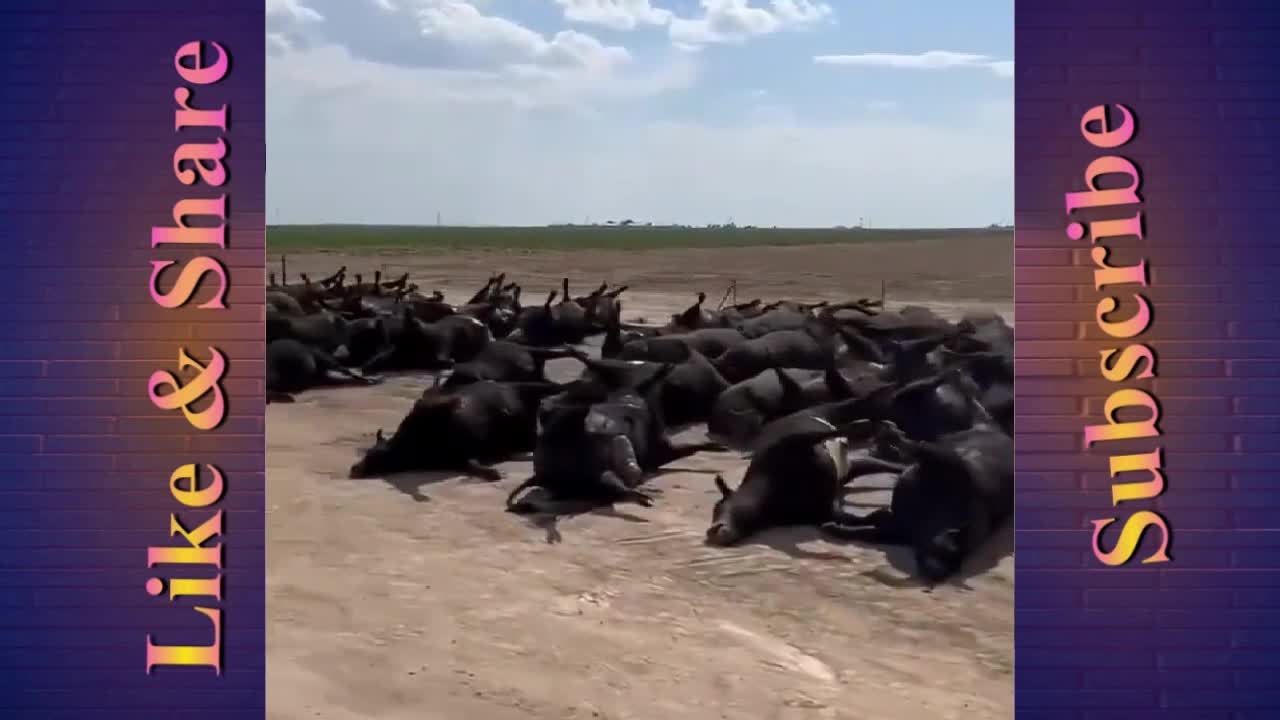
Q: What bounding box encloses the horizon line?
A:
[266,223,1013,231]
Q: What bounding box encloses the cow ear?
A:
[714,475,733,499]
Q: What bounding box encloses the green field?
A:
[266,224,1012,254]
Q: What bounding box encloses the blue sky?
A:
[266,0,1013,227]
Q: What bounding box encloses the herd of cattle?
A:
[266,265,1014,585]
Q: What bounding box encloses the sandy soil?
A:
[267,236,1015,720]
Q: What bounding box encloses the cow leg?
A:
[609,436,645,488]
[599,470,653,507]
[317,368,372,387]
[266,391,296,404]
[505,476,545,513]
[842,456,907,480]
[313,347,382,386]
[820,509,908,544]
[825,506,881,528]
[361,348,398,375]
[459,459,502,482]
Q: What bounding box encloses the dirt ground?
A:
[267,236,1015,720]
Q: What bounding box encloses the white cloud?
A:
[414,1,629,67]
[551,0,834,48]
[266,0,324,55]
[554,0,673,31]
[815,50,1013,78]
[987,60,1014,78]
[416,2,631,69]
[269,36,693,111]
[266,0,324,22]
[416,2,541,51]
[769,0,832,24]
[667,0,832,47]
[266,32,294,54]
[266,0,636,80]
[541,31,632,69]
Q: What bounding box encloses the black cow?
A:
[872,367,986,442]
[666,292,717,331]
[820,417,1014,584]
[433,314,494,363]
[266,310,349,353]
[569,345,729,428]
[550,278,590,340]
[267,338,380,402]
[843,304,955,342]
[715,298,767,326]
[576,282,628,330]
[506,364,722,512]
[939,348,1013,436]
[704,417,905,546]
[955,311,1014,359]
[712,324,838,383]
[442,341,576,388]
[362,310,492,373]
[732,309,812,339]
[881,330,966,384]
[616,328,747,364]
[509,284,593,346]
[359,308,452,372]
[267,291,305,316]
[706,365,863,450]
[349,380,565,480]
[601,301,657,359]
[335,316,390,367]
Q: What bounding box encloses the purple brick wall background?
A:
[1017,1,1280,717]
[0,3,265,718]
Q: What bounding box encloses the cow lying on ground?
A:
[441,341,576,388]
[361,310,492,373]
[819,414,1014,585]
[704,418,905,546]
[349,380,565,480]
[567,345,730,428]
[505,363,723,513]
[267,338,380,403]
[706,364,879,450]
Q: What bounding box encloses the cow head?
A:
[704,475,743,546]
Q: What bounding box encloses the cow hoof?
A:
[627,491,654,507]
